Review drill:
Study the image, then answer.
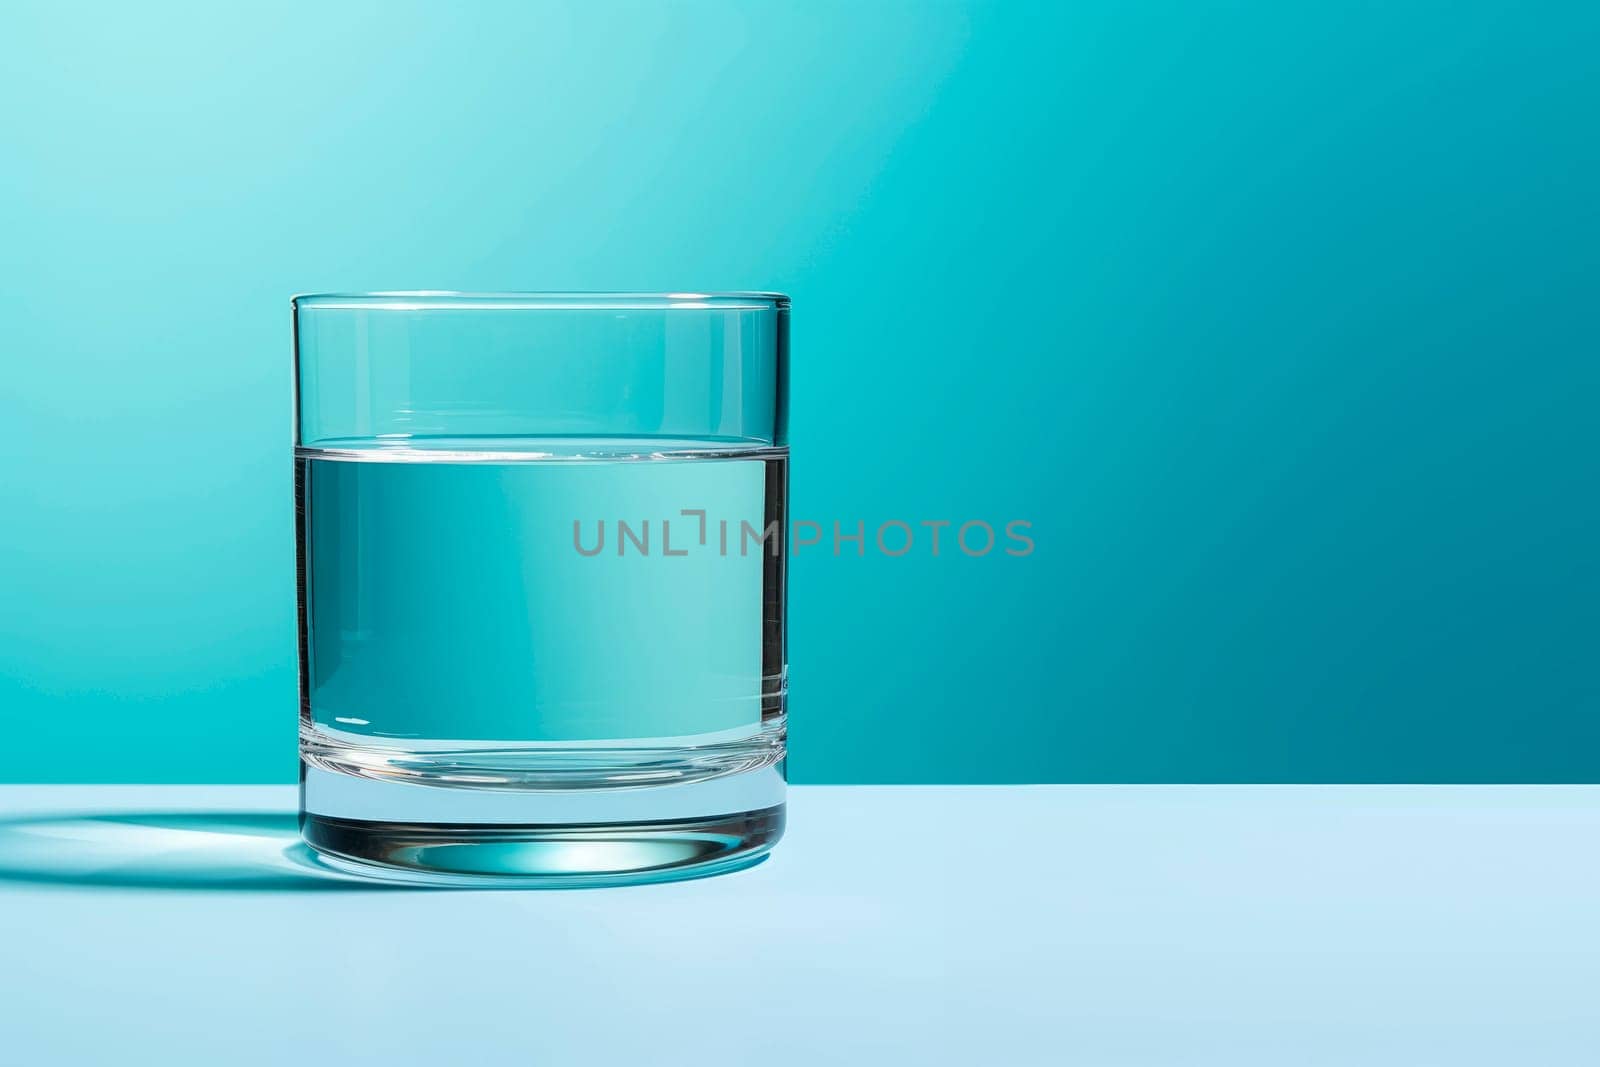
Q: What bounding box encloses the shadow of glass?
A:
[0,811,422,892]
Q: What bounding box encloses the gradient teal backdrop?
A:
[2,2,1595,783]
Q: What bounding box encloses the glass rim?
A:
[292,291,789,311]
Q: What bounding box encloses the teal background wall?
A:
[1,2,1595,783]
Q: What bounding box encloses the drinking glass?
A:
[293,292,788,885]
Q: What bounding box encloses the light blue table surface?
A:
[1,785,1596,1065]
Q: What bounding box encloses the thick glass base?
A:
[301,719,785,790]
[302,807,782,888]
[299,762,785,887]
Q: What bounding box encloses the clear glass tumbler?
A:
[293,293,788,885]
